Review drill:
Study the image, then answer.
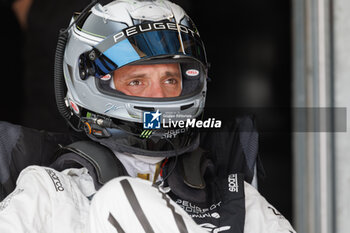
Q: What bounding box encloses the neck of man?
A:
[113,150,164,183]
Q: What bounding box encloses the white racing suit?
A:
[0,165,296,233]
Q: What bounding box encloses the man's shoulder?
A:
[17,166,76,194]
[243,181,296,233]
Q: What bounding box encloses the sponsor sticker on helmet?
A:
[101,74,112,81]
[186,69,199,76]
[69,100,80,115]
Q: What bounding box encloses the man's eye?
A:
[128,80,141,86]
[164,79,178,85]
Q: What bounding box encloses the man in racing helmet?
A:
[55,0,208,158]
[0,1,296,232]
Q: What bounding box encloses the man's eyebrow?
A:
[164,71,181,78]
[120,71,181,80]
[124,73,147,79]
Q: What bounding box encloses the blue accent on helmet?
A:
[103,40,141,67]
[95,58,110,74]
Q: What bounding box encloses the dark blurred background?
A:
[1,0,293,223]
[188,1,292,222]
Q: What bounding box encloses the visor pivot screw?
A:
[88,50,96,61]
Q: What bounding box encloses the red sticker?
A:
[69,100,80,114]
[186,69,199,76]
[101,74,112,81]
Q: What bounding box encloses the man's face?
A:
[113,63,182,98]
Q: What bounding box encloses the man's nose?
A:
[148,82,166,98]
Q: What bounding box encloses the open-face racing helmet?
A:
[54,0,208,157]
